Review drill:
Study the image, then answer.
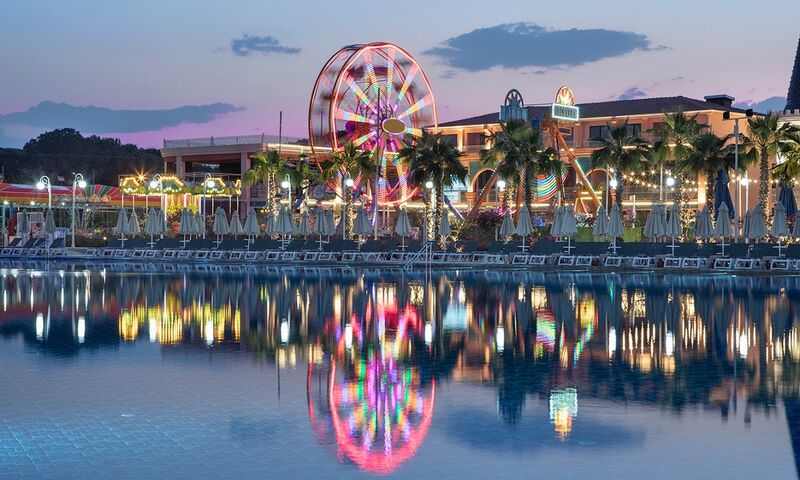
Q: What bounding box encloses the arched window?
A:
[473,169,499,203]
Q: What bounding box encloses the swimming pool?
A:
[1,266,798,479]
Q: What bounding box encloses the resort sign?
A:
[551,85,579,122]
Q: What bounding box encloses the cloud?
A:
[734,96,786,113]
[424,23,660,72]
[230,35,300,56]
[0,101,243,133]
[616,87,648,100]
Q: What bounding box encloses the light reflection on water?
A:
[1,267,800,478]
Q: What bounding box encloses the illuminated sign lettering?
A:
[551,85,580,122]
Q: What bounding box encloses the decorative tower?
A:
[784,36,800,123]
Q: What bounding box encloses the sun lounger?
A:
[445,241,479,263]
[476,241,510,264]
[604,243,668,268]
[390,241,422,263]
[558,241,609,267]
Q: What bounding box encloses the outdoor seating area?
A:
[3,194,800,273]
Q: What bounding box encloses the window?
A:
[466,132,485,146]
[589,126,609,140]
[440,134,458,146]
[652,122,666,132]
[626,123,642,137]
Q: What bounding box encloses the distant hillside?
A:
[0,128,161,185]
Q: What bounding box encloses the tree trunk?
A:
[435,174,445,248]
[759,150,769,213]
[706,170,715,216]
[615,178,624,207]
[524,169,533,213]
[502,184,514,211]
[344,185,353,239]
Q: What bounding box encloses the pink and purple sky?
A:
[0,0,797,148]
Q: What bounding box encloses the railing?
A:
[164,135,298,148]
[403,241,432,270]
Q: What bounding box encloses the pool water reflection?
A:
[1,268,799,478]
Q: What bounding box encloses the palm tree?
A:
[650,110,706,208]
[320,142,375,238]
[243,149,283,214]
[742,112,800,212]
[774,142,800,210]
[398,131,466,246]
[284,153,320,207]
[481,120,558,214]
[589,120,651,206]
[676,133,735,214]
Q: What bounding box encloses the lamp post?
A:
[343,177,354,238]
[2,200,8,245]
[425,180,434,241]
[204,174,216,216]
[665,175,676,197]
[281,176,291,210]
[149,174,164,223]
[71,173,87,248]
[723,109,753,243]
[36,176,52,208]
[496,179,506,206]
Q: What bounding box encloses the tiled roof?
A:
[786,36,800,111]
[438,95,751,127]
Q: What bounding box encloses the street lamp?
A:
[609,178,618,189]
[1,200,8,245]
[281,176,291,210]
[71,173,86,248]
[36,176,52,208]
[150,174,164,224]
[665,176,676,188]
[203,174,216,217]
[497,179,506,190]
[723,109,754,242]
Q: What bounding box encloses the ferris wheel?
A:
[308,42,438,206]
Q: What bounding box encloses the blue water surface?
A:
[0,265,798,479]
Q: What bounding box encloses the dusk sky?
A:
[1,0,798,148]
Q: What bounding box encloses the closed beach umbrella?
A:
[275,206,296,236]
[793,213,800,238]
[748,204,766,243]
[771,201,789,238]
[713,169,735,220]
[128,208,141,236]
[499,210,515,239]
[561,205,578,253]
[297,209,312,237]
[561,205,578,238]
[228,210,244,237]
[550,205,564,238]
[17,210,30,235]
[196,211,206,236]
[243,207,260,248]
[179,208,192,236]
[665,203,682,255]
[324,209,336,236]
[313,205,329,250]
[144,208,158,235]
[213,207,228,246]
[743,209,752,240]
[779,185,797,218]
[644,206,658,241]
[354,205,372,237]
[264,210,277,236]
[145,208,159,246]
[516,204,533,250]
[772,202,789,257]
[394,208,412,249]
[114,207,129,236]
[714,203,733,255]
[693,207,711,241]
[654,204,667,239]
[439,208,451,237]
[592,204,608,238]
[41,208,56,235]
[213,207,229,235]
[608,203,624,253]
